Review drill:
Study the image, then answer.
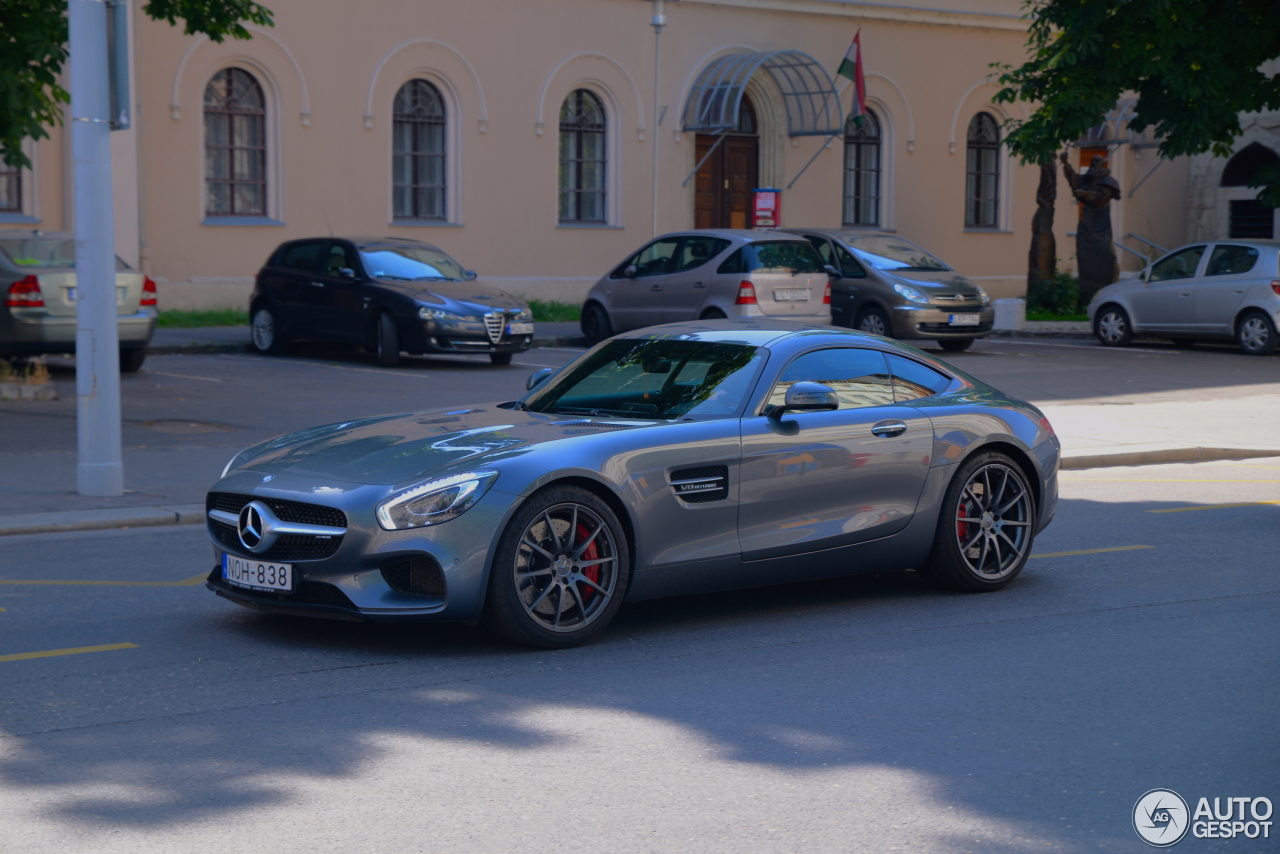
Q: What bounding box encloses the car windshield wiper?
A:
[412,276,462,282]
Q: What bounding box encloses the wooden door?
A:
[695,134,759,229]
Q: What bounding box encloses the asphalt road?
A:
[0,459,1276,852]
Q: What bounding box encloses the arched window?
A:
[393,79,447,221]
[965,112,1000,228]
[559,89,607,223]
[842,109,881,226]
[204,68,266,217]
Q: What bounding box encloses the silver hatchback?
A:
[580,230,832,343]
[783,229,994,352]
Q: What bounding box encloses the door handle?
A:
[309,281,325,288]
[650,284,663,292]
[871,420,907,437]
[693,281,706,289]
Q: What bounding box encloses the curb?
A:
[145,337,587,357]
[0,504,205,537]
[989,329,1093,340]
[1061,446,1280,470]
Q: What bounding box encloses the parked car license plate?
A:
[66,287,127,303]
[948,314,981,326]
[773,289,811,302]
[506,322,534,335]
[222,553,293,592]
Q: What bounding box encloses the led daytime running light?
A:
[377,470,498,530]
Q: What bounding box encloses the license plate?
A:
[949,313,981,326]
[506,322,534,335]
[222,553,293,592]
[773,289,811,302]
[65,287,127,303]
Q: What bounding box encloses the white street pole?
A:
[650,0,666,239]
[69,0,124,496]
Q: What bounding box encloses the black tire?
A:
[483,485,630,649]
[581,303,612,345]
[919,451,1036,592]
[250,305,288,355]
[119,347,146,372]
[855,306,891,337]
[1236,310,1278,356]
[376,312,401,367]
[489,352,513,366]
[1170,338,1196,349]
[699,307,727,320]
[938,338,974,353]
[1093,304,1133,347]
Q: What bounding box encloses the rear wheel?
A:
[581,303,612,345]
[855,306,890,337]
[938,338,973,352]
[250,305,288,355]
[376,312,401,367]
[489,352,513,366]
[1093,305,1133,347]
[699,307,727,320]
[1236,310,1277,356]
[483,485,630,649]
[119,347,146,373]
[919,451,1036,592]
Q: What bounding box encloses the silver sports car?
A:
[205,320,1060,647]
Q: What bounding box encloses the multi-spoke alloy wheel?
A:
[484,486,630,648]
[921,452,1036,592]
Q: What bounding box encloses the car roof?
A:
[611,318,915,350]
[273,236,446,252]
[654,229,811,243]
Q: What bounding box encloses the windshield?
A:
[837,234,950,272]
[741,241,824,274]
[359,246,468,281]
[525,339,764,420]
[0,239,131,270]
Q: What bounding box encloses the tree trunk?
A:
[1027,159,1057,305]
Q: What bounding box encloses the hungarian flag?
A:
[837,30,867,128]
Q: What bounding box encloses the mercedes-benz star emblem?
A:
[261,475,274,482]
[237,502,268,552]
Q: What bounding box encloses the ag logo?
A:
[1134,789,1190,847]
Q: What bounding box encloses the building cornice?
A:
[678,0,1030,32]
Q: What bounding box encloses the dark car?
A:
[205,318,1060,648]
[249,237,534,366]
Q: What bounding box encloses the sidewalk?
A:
[149,322,587,353]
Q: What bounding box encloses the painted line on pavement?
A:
[0,643,138,663]
[1029,545,1154,559]
[0,573,207,587]
[1064,478,1280,483]
[1149,500,1280,514]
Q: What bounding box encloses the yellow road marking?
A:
[0,642,138,663]
[0,573,207,587]
[1062,478,1280,483]
[1029,545,1154,559]
[1149,500,1280,514]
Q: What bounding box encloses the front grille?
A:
[381,555,447,598]
[207,492,347,527]
[917,321,992,334]
[930,304,982,312]
[207,492,346,561]
[932,293,982,304]
[483,312,504,344]
[670,465,729,503]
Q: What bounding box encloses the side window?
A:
[803,235,835,266]
[631,238,681,278]
[675,237,731,273]
[765,348,894,413]
[321,242,358,277]
[1149,246,1205,282]
[1205,244,1259,276]
[836,245,866,279]
[886,353,952,402]
[717,248,744,275]
[278,241,324,273]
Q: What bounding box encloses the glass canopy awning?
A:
[681,50,844,137]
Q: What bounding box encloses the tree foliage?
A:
[0,0,273,169]
[994,0,1280,205]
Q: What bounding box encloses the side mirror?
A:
[465,270,478,281]
[824,264,840,279]
[338,267,356,279]
[1139,269,1148,282]
[526,368,553,390]
[770,382,839,420]
[623,264,638,278]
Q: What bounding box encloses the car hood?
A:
[375,279,526,311]
[229,406,656,486]
[883,270,979,291]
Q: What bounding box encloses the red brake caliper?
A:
[576,523,599,602]
[957,498,970,544]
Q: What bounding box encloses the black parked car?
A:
[249,237,534,367]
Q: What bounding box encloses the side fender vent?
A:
[669,465,728,503]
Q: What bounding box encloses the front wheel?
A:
[1093,305,1133,347]
[483,485,630,648]
[938,338,973,353]
[855,306,890,337]
[1236,310,1277,356]
[250,305,288,355]
[919,451,1036,592]
[376,312,401,367]
[581,303,612,345]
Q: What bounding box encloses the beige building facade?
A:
[4,0,1269,312]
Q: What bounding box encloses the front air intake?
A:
[381,555,447,598]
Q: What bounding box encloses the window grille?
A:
[559,90,607,223]
[393,80,447,220]
[0,161,19,213]
[843,109,881,226]
[965,113,1000,228]
[204,68,266,216]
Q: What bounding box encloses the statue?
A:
[1060,151,1121,307]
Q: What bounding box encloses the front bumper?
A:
[0,309,155,354]
[891,305,993,339]
[404,317,534,355]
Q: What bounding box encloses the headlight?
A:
[892,283,930,304]
[514,307,533,322]
[418,307,468,321]
[974,286,990,305]
[376,471,498,530]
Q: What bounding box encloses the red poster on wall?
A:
[751,188,781,229]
